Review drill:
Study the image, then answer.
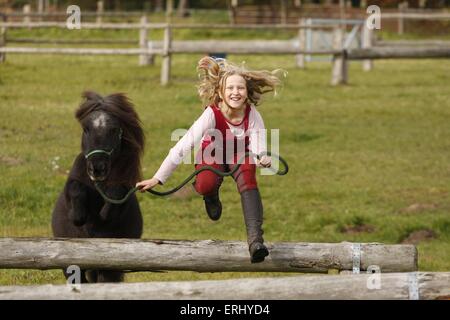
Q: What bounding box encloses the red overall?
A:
[193,104,257,195]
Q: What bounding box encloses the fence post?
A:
[139,16,152,66]
[166,0,173,23]
[96,1,104,25]
[296,18,306,68]
[23,4,31,24]
[0,25,6,63]
[38,0,44,22]
[161,25,172,86]
[305,18,312,62]
[280,0,287,24]
[228,0,238,25]
[331,26,348,85]
[398,2,408,35]
[362,19,373,71]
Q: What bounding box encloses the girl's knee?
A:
[194,175,221,196]
[237,182,258,194]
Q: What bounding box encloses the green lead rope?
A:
[94,151,288,205]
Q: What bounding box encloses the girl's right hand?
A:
[257,155,272,168]
[136,177,160,192]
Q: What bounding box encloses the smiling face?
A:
[221,74,248,110]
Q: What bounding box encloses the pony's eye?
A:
[83,127,89,134]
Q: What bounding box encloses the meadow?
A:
[0,22,449,285]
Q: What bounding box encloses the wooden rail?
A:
[0,238,418,273]
[331,46,450,85]
[0,22,333,30]
[0,272,448,300]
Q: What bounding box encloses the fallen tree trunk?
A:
[0,272,448,300]
[0,238,417,273]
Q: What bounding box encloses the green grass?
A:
[0,25,449,285]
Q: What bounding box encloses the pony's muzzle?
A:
[87,157,110,182]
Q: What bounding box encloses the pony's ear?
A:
[82,91,104,103]
[75,91,104,121]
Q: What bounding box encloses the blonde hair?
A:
[196,56,285,107]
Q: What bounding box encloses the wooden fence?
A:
[0,272,448,300]
[0,20,338,85]
[0,237,440,300]
[0,20,449,86]
[1,238,448,300]
[331,46,450,85]
[0,238,417,273]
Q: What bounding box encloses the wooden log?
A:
[5,11,150,18]
[6,10,448,20]
[0,22,167,30]
[6,38,136,44]
[0,22,334,30]
[381,12,450,20]
[161,26,172,86]
[149,40,337,55]
[0,272,448,300]
[0,238,418,273]
[347,47,450,60]
[375,40,450,47]
[0,47,162,55]
[0,44,337,57]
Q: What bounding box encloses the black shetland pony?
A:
[52,91,145,283]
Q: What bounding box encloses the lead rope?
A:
[94,151,288,205]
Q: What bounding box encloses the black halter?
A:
[84,128,123,159]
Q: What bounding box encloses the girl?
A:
[136,56,283,263]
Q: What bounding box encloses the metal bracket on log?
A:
[408,272,419,300]
[352,243,361,274]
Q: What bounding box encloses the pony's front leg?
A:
[66,180,89,227]
[98,186,128,221]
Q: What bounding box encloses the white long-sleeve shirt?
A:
[153,105,267,184]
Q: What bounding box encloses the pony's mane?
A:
[75,91,145,187]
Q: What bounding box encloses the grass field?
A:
[0,23,449,285]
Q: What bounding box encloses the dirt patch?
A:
[341,224,376,234]
[401,229,437,245]
[399,203,438,214]
[0,156,24,166]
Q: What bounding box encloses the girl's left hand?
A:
[257,155,272,168]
